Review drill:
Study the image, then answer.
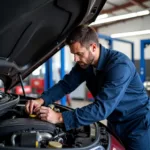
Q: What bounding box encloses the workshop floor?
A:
[70,99,107,126]
[71,99,91,109]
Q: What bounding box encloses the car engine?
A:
[0,92,105,149]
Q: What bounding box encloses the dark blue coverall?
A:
[41,45,150,150]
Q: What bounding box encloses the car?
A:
[0,0,125,149]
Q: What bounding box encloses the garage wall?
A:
[97,15,150,35]
[97,15,150,77]
[97,15,150,60]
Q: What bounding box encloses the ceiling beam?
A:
[107,1,132,13]
[101,0,148,14]
[129,0,148,9]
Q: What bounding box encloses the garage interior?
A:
[0,0,149,108]
[0,0,150,117]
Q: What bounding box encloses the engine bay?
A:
[0,92,109,149]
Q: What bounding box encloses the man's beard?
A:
[79,51,94,69]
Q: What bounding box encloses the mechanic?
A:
[26,25,150,150]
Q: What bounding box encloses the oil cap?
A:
[29,114,37,118]
[48,141,62,148]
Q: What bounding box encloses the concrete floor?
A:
[70,99,107,126]
[71,99,91,109]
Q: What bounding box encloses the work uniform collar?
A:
[96,44,108,71]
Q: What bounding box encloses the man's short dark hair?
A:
[66,25,99,49]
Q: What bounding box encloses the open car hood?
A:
[0,0,106,90]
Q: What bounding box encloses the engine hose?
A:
[11,134,17,146]
[38,132,52,141]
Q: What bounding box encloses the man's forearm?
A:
[41,83,67,106]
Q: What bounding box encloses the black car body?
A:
[0,0,125,149]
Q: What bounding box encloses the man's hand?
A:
[35,106,64,124]
[25,98,44,115]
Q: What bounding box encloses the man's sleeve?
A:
[62,64,132,131]
[41,64,86,106]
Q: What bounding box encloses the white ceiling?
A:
[94,0,150,26]
[102,0,150,14]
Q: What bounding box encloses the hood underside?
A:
[0,0,106,90]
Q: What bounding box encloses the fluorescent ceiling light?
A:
[90,10,150,26]
[95,14,108,20]
[111,30,150,38]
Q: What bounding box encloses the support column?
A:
[60,47,66,106]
